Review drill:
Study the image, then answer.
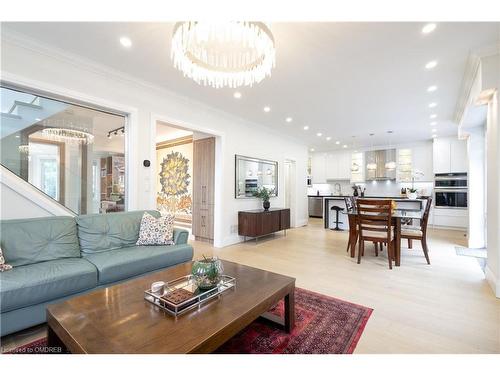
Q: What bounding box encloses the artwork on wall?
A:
[156,136,193,224]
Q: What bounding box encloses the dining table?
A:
[344,208,424,266]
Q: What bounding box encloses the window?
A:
[0,85,127,214]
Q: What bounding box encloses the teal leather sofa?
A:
[0,210,193,336]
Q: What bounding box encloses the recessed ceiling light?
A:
[432,128,437,133]
[35,118,42,121]
[286,117,293,123]
[310,148,315,152]
[422,23,437,34]
[430,121,437,126]
[15,135,20,138]
[233,91,242,99]
[428,102,437,108]
[316,133,322,137]
[335,141,340,145]
[263,106,270,112]
[430,114,437,119]
[425,60,438,70]
[119,36,132,48]
[326,136,331,141]
[343,145,348,148]
[427,85,438,92]
[303,126,309,130]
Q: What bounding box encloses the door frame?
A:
[284,159,297,228]
[150,113,225,248]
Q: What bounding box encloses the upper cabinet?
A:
[311,152,327,183]
[325,150,351,180]
[433,137,467,174]
[411,143,434,181]
[310,150,352,183]
[450,138,468,173]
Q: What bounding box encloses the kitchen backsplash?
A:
[307,181,434,197]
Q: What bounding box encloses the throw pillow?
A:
[0,246,13,272]
[136,212,175,246]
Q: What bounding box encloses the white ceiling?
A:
[3,22,499,150]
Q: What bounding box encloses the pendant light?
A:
[385,130,396,170]
[366,133,377,171]
[350,136,359,172]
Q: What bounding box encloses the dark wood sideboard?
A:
[238,208,290,242]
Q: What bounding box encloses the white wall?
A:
[481,53,500,297]
[467,125,486,248]
[0,34,309,247]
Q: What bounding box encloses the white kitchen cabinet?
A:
[433,137,468,174]
[338,151,352,179]
[411,143,433,181]
[311,152,327,183]
[432,207,468,229]
[450,138,468,173]
[325,153,338,180]
[325,150,351,180]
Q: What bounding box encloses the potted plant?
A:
[253,187,273,211]
[407,188,418,200]
[191,256,224,290]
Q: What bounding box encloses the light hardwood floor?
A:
[2,219,499,353]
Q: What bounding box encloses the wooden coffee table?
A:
[46,260,295,353]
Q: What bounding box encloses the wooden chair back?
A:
[421,197,433,233]
[356,199,393,242]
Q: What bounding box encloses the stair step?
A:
[1,112,22,119]
[9,100,43,114]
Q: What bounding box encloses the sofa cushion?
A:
[0,258,97,313]
[84,244,194,284]
[76,210,160,254]
[0,216,80,267]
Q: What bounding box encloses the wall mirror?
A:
[235,155,278,198]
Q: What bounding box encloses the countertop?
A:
[309,195,427,202]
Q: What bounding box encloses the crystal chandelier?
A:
[42,128,94,144]
[171,22,275,88]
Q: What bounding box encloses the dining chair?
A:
[344,197,356,253]
[400,197,432,264]
[356,199,395,269]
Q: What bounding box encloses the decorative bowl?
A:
[407,192,418,200]
[191,257,224,290]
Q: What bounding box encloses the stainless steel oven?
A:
[434,173,468,189]
[434,189,468,208]
[434,173,468,209]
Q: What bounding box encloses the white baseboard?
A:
[485,265,500,298]
[295,218,309,227]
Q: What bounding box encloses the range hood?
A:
[365,149,397,180]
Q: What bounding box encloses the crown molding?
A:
[1,29,308,148]
[454,42,500,130]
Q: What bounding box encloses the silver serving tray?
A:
[144,274,236,317]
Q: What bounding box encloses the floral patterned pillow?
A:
[136,212,175,246]
[0,246,13,272]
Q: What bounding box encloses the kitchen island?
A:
[323,196,426,230]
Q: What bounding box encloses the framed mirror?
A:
[235,155,278,198]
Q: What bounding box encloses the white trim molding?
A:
[485,265,500,298]
[150,113,226,248]
[0,71,140,211]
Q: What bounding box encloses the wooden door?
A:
[192,137,215,241]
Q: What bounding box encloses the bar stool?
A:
[330,205,343,231]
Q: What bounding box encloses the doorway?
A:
[284,159,297,227]
[155,120,217,243]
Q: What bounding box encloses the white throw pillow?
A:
[0,246,13,272]
[136,212,175,246]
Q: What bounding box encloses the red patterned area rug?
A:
[7,288,372,354]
